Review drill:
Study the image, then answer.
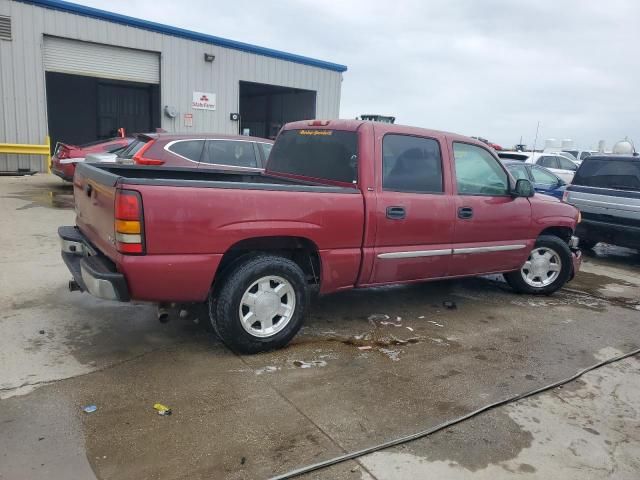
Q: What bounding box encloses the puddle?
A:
[4,187,74,210]
[510,291,608,311]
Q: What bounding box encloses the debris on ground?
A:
[379,348,402,361]
[380,321,403,327]
[83,405,97,414]
[387,334,422,346]
[357,346,372,350]
[418,315,425,319]
[39,329,45,334]
[406,326,414,332]
[292,360,327,369]
[153,403,172,416]
[241,457,247,465]
[368,313,391,327]
[443,301,457,310]
[428,320,444,327]
[255,366,280,375]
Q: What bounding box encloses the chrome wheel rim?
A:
[238,275,296,338]
[521,247,562,287]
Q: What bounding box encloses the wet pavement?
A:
[1,174,639,480]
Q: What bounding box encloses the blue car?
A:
[501,159,567,199]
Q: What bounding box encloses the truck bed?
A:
[72,162,365,301]
[77,163,356,193]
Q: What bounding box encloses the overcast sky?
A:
[81,0,639,150]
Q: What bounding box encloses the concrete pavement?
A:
[1,174,639,480]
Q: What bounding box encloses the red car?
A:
[51,137,133,181]
[118,133,273,171]
[60,119,581,353]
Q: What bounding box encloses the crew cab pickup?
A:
[60,120,582,353]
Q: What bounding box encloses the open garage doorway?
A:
[45,72,160,151]
[239,81,316,139]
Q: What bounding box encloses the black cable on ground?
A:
[269,347,640,480]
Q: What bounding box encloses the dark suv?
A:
[118,134,273,172]
[564,155,640,250]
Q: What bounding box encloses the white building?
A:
[0,0,346,172]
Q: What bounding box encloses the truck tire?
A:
[210,255,308,354]
[504,235,573,295]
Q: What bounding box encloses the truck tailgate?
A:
[73,163,119,260]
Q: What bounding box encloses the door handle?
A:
[458,207,473,219]
[386,206,406,220]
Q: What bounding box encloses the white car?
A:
[497,151,577,183]
[562,149,597,164]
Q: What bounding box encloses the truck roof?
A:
[282,120,489,147]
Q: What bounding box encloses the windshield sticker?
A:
[298,130,333,136]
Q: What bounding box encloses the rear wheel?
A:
[209,255,308,353]
[504,235,573,295]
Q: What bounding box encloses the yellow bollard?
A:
[46,136,51,174]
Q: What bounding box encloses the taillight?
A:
[562,191,569,203]
[308,120,330,126]
[132,141,164,165]
[115,190,144,254]
[57,149,69,159]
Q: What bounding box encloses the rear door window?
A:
[167,140,205,162]
[579,151,592,160]
[203,140,258,168]
[531,166,559,184]
[382,134,443,193]
[557,156,578,171]
[537,156,558,169]
[453,143,509,195]
[268,129,358,183]
[573,159,640,191]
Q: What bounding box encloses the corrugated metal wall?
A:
[0,0,342,172]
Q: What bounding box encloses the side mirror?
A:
[513,178,534,198]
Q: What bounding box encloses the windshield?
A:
[267,129,358,184]
[573,158,640,191]
[563,150,579,159]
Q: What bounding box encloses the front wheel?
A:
[210,255,308,354]
[504,235,573,295]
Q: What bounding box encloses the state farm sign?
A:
[192,91,216,111]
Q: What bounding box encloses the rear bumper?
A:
[51,161,75,181]
[59,226,130,302]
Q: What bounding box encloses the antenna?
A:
[531,121,540,153]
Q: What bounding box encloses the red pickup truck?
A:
[60,120,582,353]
